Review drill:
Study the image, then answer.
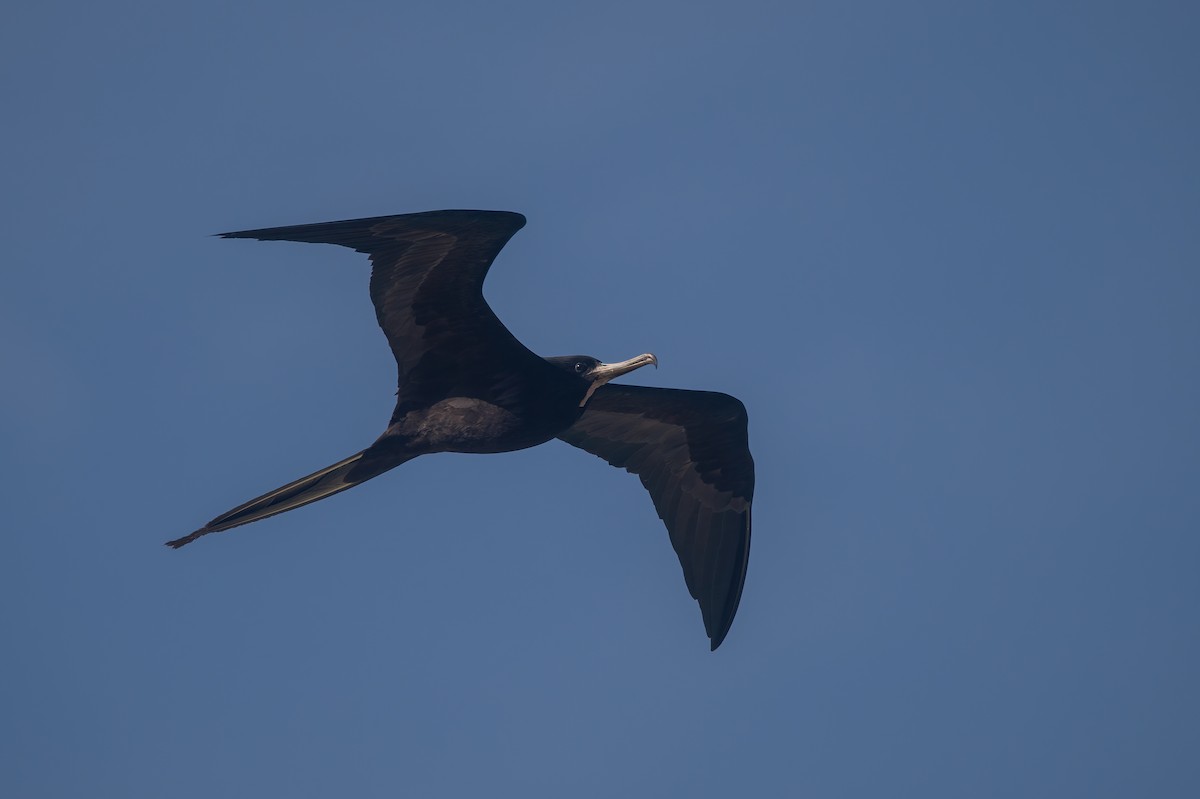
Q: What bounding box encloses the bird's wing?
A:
[557,384,754,650]
[219,210,548,408]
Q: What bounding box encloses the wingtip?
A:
[214,225,279,240]
[164,528,206,549]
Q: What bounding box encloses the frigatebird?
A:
[169,210,754,650]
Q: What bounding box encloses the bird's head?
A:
[546,353,658,406]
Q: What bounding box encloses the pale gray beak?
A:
[581,353,658,405]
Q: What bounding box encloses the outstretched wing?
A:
[219,210,549,414]
[558,384,755,650]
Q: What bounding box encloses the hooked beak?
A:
[582,353,658,406]
[591,352,658,382]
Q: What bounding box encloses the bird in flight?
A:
[169,210,754,650]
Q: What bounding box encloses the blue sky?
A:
[2,1,1197,796]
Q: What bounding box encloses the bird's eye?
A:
[574,361,587,374]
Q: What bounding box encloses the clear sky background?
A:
[2,1,1197,796]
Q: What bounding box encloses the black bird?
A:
[169,210,754,650]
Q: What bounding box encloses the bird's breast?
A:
[390,397,568,454]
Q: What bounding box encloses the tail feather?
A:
[167,448,409,549]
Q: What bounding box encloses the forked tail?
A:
[166,447,412,549]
